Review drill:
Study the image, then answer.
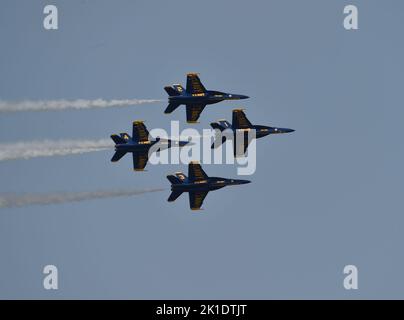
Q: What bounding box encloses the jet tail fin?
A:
[210,120,231,149]
[167,174,185,202]
[210,120,232,132]
[167,190,183,202]
[111,134,127,145]
[165,85,184,96]
[167,174,183,185]
[164,86,180,96]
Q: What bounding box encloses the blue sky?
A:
[0,0,403,299]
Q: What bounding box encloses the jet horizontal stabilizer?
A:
[111,150,127,162]
[168,190,183,202]
[164,103,181,114]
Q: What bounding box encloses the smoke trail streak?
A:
[0,189,165,209]
[0,98,162,113]
[0,139,114,161]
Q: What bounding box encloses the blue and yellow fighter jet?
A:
[210,109,295,156]
[110,121,189,171]
[167,161,250,210]
[164,73,249,123]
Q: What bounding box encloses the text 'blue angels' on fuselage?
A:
[167,161,250,210]
[110,121,189,171]
[210,109,295,156]
[164,73,249,123]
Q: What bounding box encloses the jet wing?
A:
[233,133,251,156]
[132,151,148,171]
[186,73,206,94]
[132,121,149,142]
[232,109,252,129]
[186,104,206,123]
[189,191,209,210]
[188,162,208,182]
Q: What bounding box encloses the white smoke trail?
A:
[0,139,114,161]
[0,189,165,209]
[0,98,162,113]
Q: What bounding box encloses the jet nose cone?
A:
[272,127,295,134]
[284,128,295,133]
[179,140,191,147]
[228,94,249,100]
[233,179,251,185]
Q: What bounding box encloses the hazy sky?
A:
[0,0,403,299]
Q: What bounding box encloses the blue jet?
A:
[164,73,249,123]
[210,109,295,156]
[111,121,189,171]
[167,161,250,210]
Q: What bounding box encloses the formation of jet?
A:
[167,161,250,210]
[164,73,249,123]
[210,109,295,156]
[110,121,189,171]
[110,73,294,211]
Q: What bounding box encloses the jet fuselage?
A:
[171,177,251,193]
[168,91,249,106]
[232,125,295,139]
[114,140,155,153]
[115,139,188,153]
